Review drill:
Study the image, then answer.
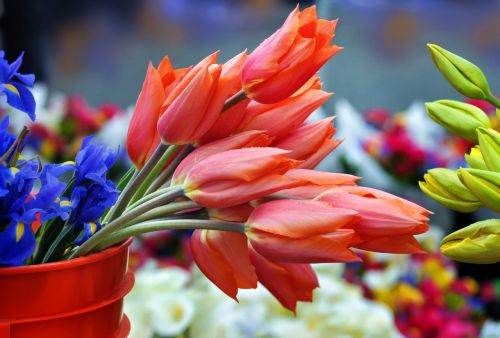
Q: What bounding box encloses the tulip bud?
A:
[464,146,487,170]
[425,100,491,142]
[427,44,492,100]
[477,127,500,172]
[458,168,500,213]
[419,168,481,212]
[441,219,500,264]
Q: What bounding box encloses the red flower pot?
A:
[0,238,134,338]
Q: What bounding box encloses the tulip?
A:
[249,247,319,312]
[458,168,500,213]
[465,146,487,170]
[207,204,254,223]
[477,127,500,172]
[157,51,247,145]
[278,169,359,199]
[440,219,500,264]
[191,229,257,299]
[419,168,481,212]
[157,55,222,145]
[172,130,273,185]
[317,187,430,253]
[272,117,341,169]
[237,88,332,139]
[246,199,360,263]
[427,44,493,100]
[183,148,302,208]
[242,5,341,104]
[425,100,491,142]
[127,56,190,168]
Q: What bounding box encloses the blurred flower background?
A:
[1,0,499,337]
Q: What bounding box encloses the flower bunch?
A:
[0,5,432,312]
[62,5,432,312]
[419,44,500,264]
[0,53,120,265]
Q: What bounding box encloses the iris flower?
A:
[0,51,36,120]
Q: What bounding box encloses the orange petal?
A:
[250,228,360,263]
[248,199,359,238]
[127,63,166,168]
[355,234,425,254]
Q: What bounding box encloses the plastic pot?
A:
[0,238,134,338]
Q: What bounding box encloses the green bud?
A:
[441,219,500,264]
[464,146,488,170]
[419,168,481,212]
[458,168,500,213]
[427,44,492,100]
[425,100,491,142]
[477,127,500,172]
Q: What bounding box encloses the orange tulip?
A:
[126,56,190,168]
[272,117,341,169]
[249,247,319,312]
[183,148,302,208]
[237,88,331,139]
[278,169,359,199]
[158,51,247,145]
[207,204,255,223]
[246,199,360,263]
[242,5,341,104]
[191,230,257,299]
[316,186,430,253]
[172,130,273,185]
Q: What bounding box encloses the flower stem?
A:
[105,143,169,222]
[221,90,247,112]
[124,201,200,226]
[126,186,179,211]
[69,186,184,258]
[96,219,246,250]
[129,144,181,205]
[486,93,500,110]
[144,145,193,195]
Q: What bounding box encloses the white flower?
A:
[147,293,195,337]
[125,300,154,338]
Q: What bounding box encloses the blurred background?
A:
[2,0,499,110]
[2,0,500,337]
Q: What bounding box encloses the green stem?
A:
[69,186,184,259]
[106,143,169,222]
[124,201,200,226]
[126,186,179,212]
[130,145,181,205]
[486,93,500,110]
[144,145,193,195]
[96,219,245,250]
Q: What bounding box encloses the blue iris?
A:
[68,136,118,236]
[0,52,36,121]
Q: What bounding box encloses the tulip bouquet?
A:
[2,5,433,312]
[419,44,500,264]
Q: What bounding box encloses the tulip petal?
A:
[250,228,360,263]
[191,230,257,299]
[355,234,425,254]
[248,199,359,238]
[127,63,166,168]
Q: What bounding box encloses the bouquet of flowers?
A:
[418,44,500,264]
[1,5,434,314]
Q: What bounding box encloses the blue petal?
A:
[0,220,36,266]
[7,52,24,79]
[73,222,101,245]
[3,81,36,121]
[15,73,35,87]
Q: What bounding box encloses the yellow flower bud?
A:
[425,100,491,142]
[441,219,500,264]
[465,146,488,170]
[419,168,481,212]
[427,44,492,100]
[458,168,500,213]
[477,127,500,172]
